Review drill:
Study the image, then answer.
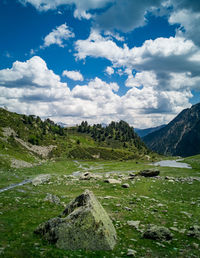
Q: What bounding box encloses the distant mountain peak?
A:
[135,124,166,138]
[143,103,200,157]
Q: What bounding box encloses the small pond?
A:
[153,160,192,169]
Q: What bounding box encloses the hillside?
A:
[0,108,151,168]
[143,103,200,157]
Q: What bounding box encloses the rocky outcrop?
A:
[34,190,117,250]
[11,158,33,168]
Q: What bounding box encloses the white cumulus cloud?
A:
[105,66,114,75]
[41,24,74,48]
[74,31,200,127]
[19,0,112,19]
[0,56,70,117]
[75,31,200,92]
[62,70,84,81]
[19,0,200,49]
[169,9,200,47]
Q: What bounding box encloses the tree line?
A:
[77,120,146,150]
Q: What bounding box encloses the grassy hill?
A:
[0,108,152,169]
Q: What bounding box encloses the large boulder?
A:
[34,190,117,250]
[138,170,160,177]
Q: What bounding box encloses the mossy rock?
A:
[34,190,117,250]
[143,224,172,241]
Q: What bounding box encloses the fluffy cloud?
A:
[1,36,194,128]
[20,0,163,32]
[103,31,125,42]
[125,70,157,88]
[75,30,127,63]
[13,0,200,128]
[62,70,84,81]
[169,9,200,47]
[105,66,114,75]
[74,31,200,126]
[0,56,66,89]
[0,56,194,128]
[41,24,74,48]
[0,56,70,116]
[19,0,112,19]
[18,0,164,33]
[71,77,120,118]
[170,0,200,13]
[0,56,121,124]
[19,0,200,48]
[75,31,200,91]
[95,0,163,32]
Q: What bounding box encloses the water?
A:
[0,179,31,193]
[153,160,192,169]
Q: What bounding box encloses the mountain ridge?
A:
[135,125,166,138]
[143,103,200,157]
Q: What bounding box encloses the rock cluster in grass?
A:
[164,176,200,183]
[79,172,103,180]
[32,174,51,186]
[187,225,200,239]
[34,189,117,250]
[44,193,60,205]
[11,158,33,168]
[127,248,137,256]
[142,224,173,241]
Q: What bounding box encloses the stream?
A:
[0,159,192,193]
[0,179,32,193]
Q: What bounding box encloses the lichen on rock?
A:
[142,224,172,241]
[44,193,60,205]
[32,174,51,186]
[34,189,117,250]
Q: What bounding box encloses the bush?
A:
[28,135,40,145]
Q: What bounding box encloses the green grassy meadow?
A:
[0,156,200,257]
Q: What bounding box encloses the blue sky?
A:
[0,0,200,128]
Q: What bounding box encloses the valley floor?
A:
[0,156,200,257]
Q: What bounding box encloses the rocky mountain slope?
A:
[143,103,200,157]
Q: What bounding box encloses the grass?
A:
[0,156,200,257]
